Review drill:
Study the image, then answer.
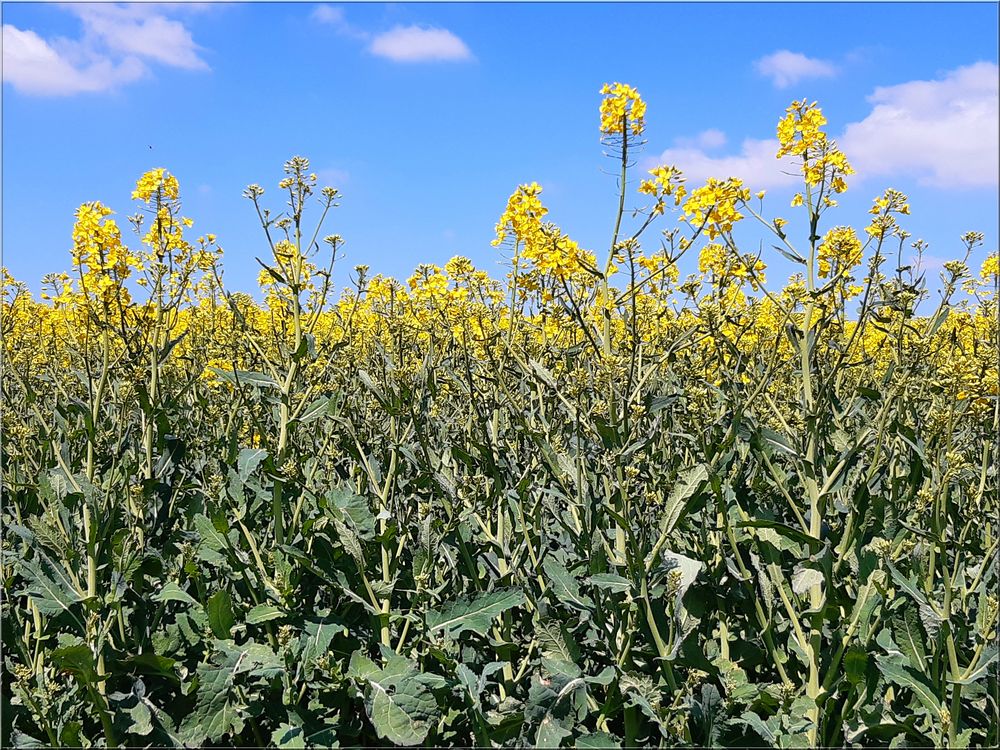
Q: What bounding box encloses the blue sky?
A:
[3,2,998,297]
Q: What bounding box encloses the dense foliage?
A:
[2,87,998,748]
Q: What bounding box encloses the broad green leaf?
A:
[535,715,572,748]
[154,581,198,607]
[791,565,824,596]
[17,552,86,618]
[845,647,868,685]
[948,645,998,685]
[876,656,942,715]
[536,620,581,666]
[576,731,621,749]
[328,487,376,540]
[237,448,268,483]
[894,607,927,672]
[271,723,305,749]
[426,588,525,638]
[299,612,349,665]
[295,396,332,425]
[543,559,594,612]
[123,653,178,682]
[661,464,709,534]
[588,573,632,593]
[348,651,380,681]
[180,640,283,744]
[662,550,702,599]
[50,640,98,685]
[207,591,235,639]
[739,712,777,744]
[355,655,440,746]
[246,604,285,625]
[209,368,279,389]
[194,513,227,553]
[740,519,819,550]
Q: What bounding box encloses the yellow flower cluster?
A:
[817,226,863,279]
[698,243,766,288]
[638,165,687,216]
[70,201,140,304]
[599,82,646,136]
[682,178,751,240]
[865,188,910,238]
[776,99,828,159]
[493,183,594,280]
[981,252,999,282]
[776,100,854,193]
[132,168,180,203]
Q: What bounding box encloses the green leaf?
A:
[662,550,702,602]
[180,640,284,744]
[894,607,928,672]
[791,565,824,596]
[426,588,525,638]
[194,513,227,553]
[661,463,709,534]
[356,655,440,746]
[535,715,572,748]
[299,612,349,666]
[154,581,198,607]
[760,428,799,458]
[17,551,86,618]
[536,620,581,666]
[576,731,621,749]
[50,640,98,685]
[295,396,332,425]
[246,604,285,625]
[123,653,179,686]
[543,559,594,612]
[948,645,998,685]
[209,368,279,389]
[328,487,376,540]
[207,591,235,639]
[845,647,868,685]
[271,723,305,749]
[588,573,632,594]
[237,448,268,483]
[740,519,820,550]
[876,656,942,715]
[348,651,380,681]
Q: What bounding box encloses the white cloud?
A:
[755,50,837,89]
[312,5,346,25]
[70,4,208,70]
[316,167,350,187]
[650,62,999,191]
[2,4,207,96]
[2,24,145,95]
[674,129,727,151]
[368,25,473,63]
[649,137,800,190]
[311,5,370,40]
[841,62,998,188]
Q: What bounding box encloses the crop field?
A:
[1,88,998,748]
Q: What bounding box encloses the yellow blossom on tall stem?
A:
[599,82,646,136]
[682,177,751,240]
[817,226,863,280]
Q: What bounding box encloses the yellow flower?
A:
[639,165,686,215]
[599,82,646,136]
[682,177,751,240]
[817,226,863,280]
[132,168,180,202]
[980,252,999,281]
